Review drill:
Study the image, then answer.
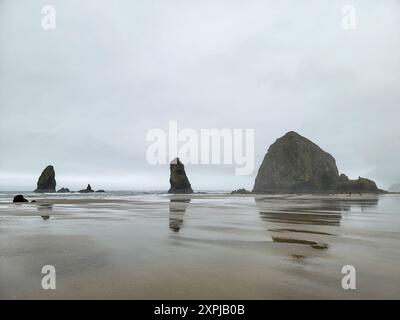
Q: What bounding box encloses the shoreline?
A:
[4,191,388,206]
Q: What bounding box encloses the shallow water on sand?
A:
[1,193,400,299]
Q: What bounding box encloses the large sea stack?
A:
[34,165,56,193]
[168,158,193,194]
[253,131,380,193]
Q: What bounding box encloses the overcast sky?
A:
[0,0,399,191]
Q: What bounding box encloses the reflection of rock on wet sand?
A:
[255,196,380,251]
[169,197,191,232]
[356,197,379,212]
[37,204,53,220]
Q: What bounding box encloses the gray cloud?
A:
[1,0,399,190]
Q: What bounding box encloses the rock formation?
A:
[168,158,193,194]
[253,131,381,193]
[169,197,191,232]
[13,195,28,203]
[231,188,251,194]
[34,165,56,193]
[96,189,105,193]
[336,174,378,192]
[253,132,339,193]
[57,187,70,193]
[79,184,94,193]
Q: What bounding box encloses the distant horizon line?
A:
[0,189,232,193]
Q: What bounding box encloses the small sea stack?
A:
[231,188,251,194]
[57,187,70,193]
[13,195,28,203]
[79,184,94,193]
[34,165,56,193]
[168,158,193,194]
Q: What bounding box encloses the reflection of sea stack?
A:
[255,197,343,251]
[169,197,191,232]
[253,131,380,193]
[37,204,53,220]
[168,158,193,194]
[34,165,56,193]
[255,196,379,250]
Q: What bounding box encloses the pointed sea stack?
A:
[34,165,56,193]
[253,131,380,193]
[168,158,193,194]
[79,184,94,193]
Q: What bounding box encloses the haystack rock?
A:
[34,165,56,193]
[79,184,94,193]
[253,131,380,193]
[168,158,193,194]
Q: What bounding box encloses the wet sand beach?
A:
[1,193,400,299]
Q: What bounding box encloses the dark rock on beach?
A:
[253,131,381,194]
[57,187,70,193]
[96,190,105,193]
[79,184,94,193]
[34,165,56,193]
[168,158,193,194]
[13,195,28,203]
